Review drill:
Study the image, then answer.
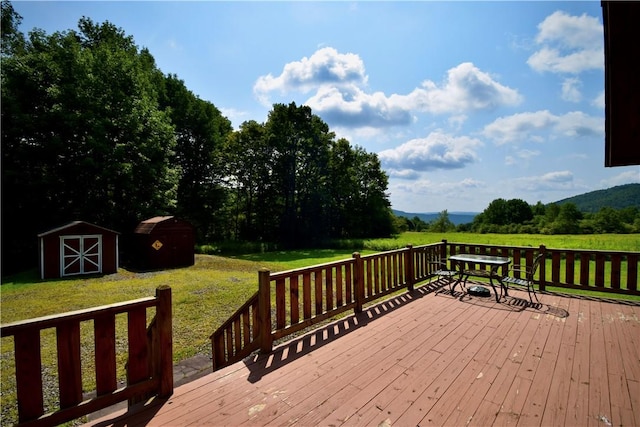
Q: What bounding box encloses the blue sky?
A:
[12,1,640,213]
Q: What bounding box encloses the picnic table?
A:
[448,253,511,302]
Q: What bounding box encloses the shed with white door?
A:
[38,221,119,279]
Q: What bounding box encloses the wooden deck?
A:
[86,280,640,427]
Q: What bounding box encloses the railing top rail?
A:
[544,247,640,255]
[446,242,541,251]
[446,241,639,255]
[0,296,157,337]
[269,257,355,280]
[360,247,411,259]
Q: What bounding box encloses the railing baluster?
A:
[595,253,606,287]
[314,269,323,315]
[326,267,334,311]
[95,313,117,395]
[127,307,149,387]
[233,317,242,354]
[276,277,286,329]
[628,253,638,291]
[566,252,575,284]
[336,265,344,307]
[611,254,622,289]
[345,263,353,303]
[303,272,312,319]
[366,258,373,298]
[290,275,300,324]
[57,320,83,408]
[580,253,591,287]
[14,328,44,422]
[373,257,380,295]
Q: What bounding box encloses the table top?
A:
[449,253,511,265]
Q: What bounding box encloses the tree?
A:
[593,207,626,233]
[224,120,277,241]
[159,74,233,241]
[545,203,583,234]
[2,17,179,272]
[1,0,23,57]
[475,198,533,229]
[264,102,334,247]
[430,210,455,232]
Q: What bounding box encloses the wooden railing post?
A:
[406,245,415,291]
[353,252,364,313]
[258,268,273,353]
[538,245,547,292]
[155,285,173,398]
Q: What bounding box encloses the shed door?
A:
[60,235,102,277]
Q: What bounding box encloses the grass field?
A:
[1,232,639,425]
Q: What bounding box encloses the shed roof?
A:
[134,216,190,234]
[37,221,120,238]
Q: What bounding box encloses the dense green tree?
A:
[2,16,179,272]
[159,74,233,241]
[347,146,395,237]
[593,207,626,233]
[264,102,334,247]
[474,198,533,230]
[327,138,357,238]
[532,201,546,216]
[225,120,277,241]
[543,203,583,234]
[1,0,22,56]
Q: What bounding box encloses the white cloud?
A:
[253,47,368,104]
[378,131,483,172]
[254,48,521,128]
[592,91,605,109]
[514,170,576,191]
[600,169,640,188]
[506,149,541,165]
[386,169,421,180]
[554,111,604,138]
[561,77,582,102]
[404,62,522,113]
[527,11,603,74]
[483,110,603,144]
[393,177,485,195]
[306,85,414,127]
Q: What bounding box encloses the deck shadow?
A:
[243,279,449,383]
[435,282,570,318]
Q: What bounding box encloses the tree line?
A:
[1,3,394,274]
[396,201,640,235]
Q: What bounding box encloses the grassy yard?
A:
[1,232,639,425]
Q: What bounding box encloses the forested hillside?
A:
[394,185,640,235]
[553,183,640,212]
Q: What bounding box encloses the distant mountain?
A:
[392,210,478,225]
[552,183,640,212]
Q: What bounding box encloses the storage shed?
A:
[131,216,195,271]
[38,221,120,280]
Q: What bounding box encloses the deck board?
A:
[85,281,640,427]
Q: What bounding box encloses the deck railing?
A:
[212,243,451,370]
[445,241,639,295]
[211,241,640,370]
[0,285,173,426]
